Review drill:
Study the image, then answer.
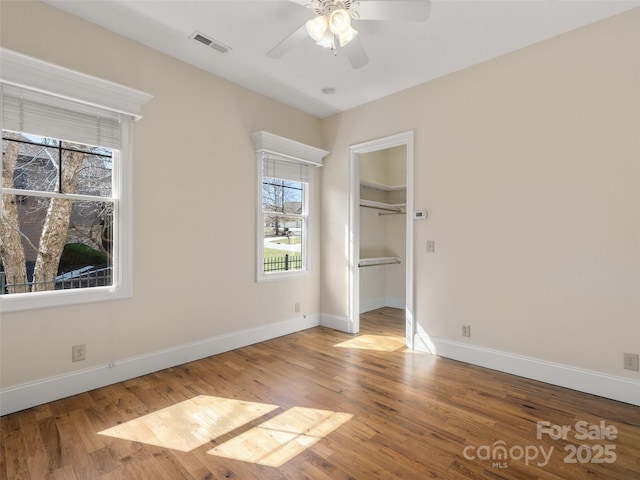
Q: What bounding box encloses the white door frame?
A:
[348,131,415,347]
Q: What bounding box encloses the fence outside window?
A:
[264,254,302,273]
[1,267,112,295]
[2,259,300,293]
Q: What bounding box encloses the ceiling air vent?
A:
[191,31,231,54]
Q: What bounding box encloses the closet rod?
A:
[360,204,402,213]
[378,211,406,216]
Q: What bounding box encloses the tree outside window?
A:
[1,132,115,294]
[261,177,306,274]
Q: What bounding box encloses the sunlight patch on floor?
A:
[334,334,407,352]
[207,406,353,467]
[98,395,278,452]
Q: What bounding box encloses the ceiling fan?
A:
[267,0,432,69]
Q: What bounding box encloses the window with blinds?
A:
[0,48,151,311]
[251,131,327,283]
[261,154,309,276]
[1,84,125,297]
[1,84,122,149]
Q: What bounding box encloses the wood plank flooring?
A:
[2,307,639,479]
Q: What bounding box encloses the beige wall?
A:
[0,1,322,388]
[359,145,406,187]
[321,8,640,379]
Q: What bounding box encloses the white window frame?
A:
[258,157,310,281]
[0,49,152,312]
[251,131,328,283]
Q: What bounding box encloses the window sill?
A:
[257,269,311,283]
[0,285,131,313]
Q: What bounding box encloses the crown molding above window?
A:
[251,131,329,167]
[0,48,152,120]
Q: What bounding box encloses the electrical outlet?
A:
[72,344,86,362]
[623,352,639,371]
[462,325,471,338]
[294,302,301,313]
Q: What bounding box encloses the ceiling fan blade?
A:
[344,36,369,69]
[267,24,308,59]
[356,0,431,22]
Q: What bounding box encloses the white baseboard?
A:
[320,313,350,332]
[384,297,406,310]
[415,334,640,407]
[6,318,635,415]
[0,314,320,416]
[360,297,406,313]
[360,297,385,313]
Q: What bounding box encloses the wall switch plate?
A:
[72,344,86,362]
[623,352,639,371]
[426,240,435,253]
[295,302,301,313]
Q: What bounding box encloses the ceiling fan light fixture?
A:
[338,26,358,47]
[328,9,351,35]
[316,29,335,49]
[306,15,328,42]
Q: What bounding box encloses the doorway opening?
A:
[348,131,414,347]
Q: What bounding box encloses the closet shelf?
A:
[360,180,406,191]
[358,256,402,268]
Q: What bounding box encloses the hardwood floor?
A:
[2,307,639,479]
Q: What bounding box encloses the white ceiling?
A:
[44,1,640,119]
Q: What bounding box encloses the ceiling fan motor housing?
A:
[309,0,359,19]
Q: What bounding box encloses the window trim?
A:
[0,48,151,312]
[251,131,328,283]
[257,159,310,282]
[0,49,150,119]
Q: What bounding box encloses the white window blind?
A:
[1,83,123,148]
[262,154,311,183]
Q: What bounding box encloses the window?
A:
[262,160,308,275]
[251,131,328,282]
[0,49,151,311]
[2,132,115,293]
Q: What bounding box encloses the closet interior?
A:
[359,145,407,313]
